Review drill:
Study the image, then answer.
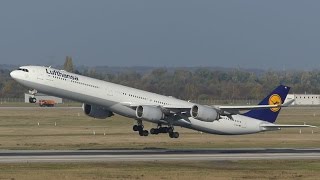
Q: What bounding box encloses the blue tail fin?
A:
[242,85,290,123]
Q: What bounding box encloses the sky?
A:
[1,0,320,70]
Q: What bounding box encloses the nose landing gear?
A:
[29,97,37,103]
[28,89,38,103]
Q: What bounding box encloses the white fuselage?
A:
[10,66,269,135]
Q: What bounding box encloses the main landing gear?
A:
[133,122,179,138]
[133,120,149,136]
[150,124,179,138]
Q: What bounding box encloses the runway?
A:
[0,148,319,163]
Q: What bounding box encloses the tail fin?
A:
[243,85,290,123]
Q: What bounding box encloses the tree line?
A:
[82,68,320,101]
[1,64,320,101]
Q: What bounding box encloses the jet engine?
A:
[136,105,164,122]
[82,104,114,119]
[190,105,219,122]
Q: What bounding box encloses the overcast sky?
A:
[1,1,320,69]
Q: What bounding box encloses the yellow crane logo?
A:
[269,94,282,112]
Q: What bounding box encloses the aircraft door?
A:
[241,119,247,128]
[37,69,44,81]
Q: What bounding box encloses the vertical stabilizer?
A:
[243,85,290,123]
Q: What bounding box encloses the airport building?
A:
[285,94,320,105]
[24,93,63,104]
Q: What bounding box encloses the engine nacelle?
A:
[82,104,114,119]
[190,105,219,122]
[136,105,164,122]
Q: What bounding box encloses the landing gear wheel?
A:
[29,97,36,103]
[167,127,174,134]
[139,130,144,136]
[169,132,174,138]
[143,130,149,136]
[134,121,148,137]
[159,127,168,133]
[133,125,139,131]
[150,128,159,135]
[133,125,143,132]
[169,132,179,138]
[173,132,179,138]
[139,130,149,136]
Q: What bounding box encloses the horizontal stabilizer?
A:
[260,124,317,128]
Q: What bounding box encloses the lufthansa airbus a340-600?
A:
[10,66,315,138]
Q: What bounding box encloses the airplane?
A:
[10,66,315,138]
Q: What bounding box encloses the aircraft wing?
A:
[218,99,295,111]
[120,102,146,108]
[217,99,295,115]
[161,103,286,112]
[218,104,280,111]
[121,99,294,116]
[120,102,190,115]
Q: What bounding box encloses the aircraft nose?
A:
[10,70,18,79]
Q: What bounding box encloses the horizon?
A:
[1,63,320,73]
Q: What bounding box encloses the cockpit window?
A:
[18,68,29,72]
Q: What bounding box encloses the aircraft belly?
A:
[107,104,137,118]
[182,116,261,135]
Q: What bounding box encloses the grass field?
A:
[0,106,319,150]
[0,160,319,180]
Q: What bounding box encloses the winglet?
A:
[282,99,295,107]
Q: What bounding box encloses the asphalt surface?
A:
[0,148,319,163]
